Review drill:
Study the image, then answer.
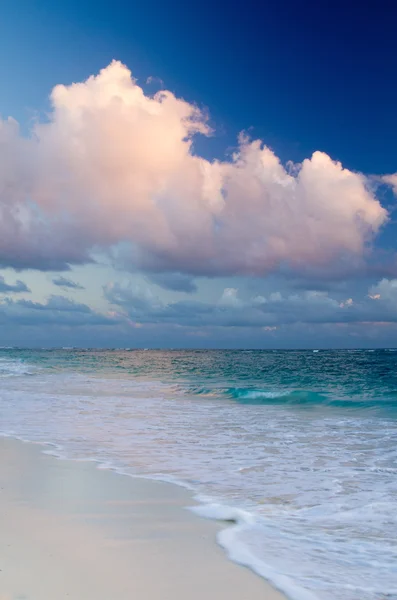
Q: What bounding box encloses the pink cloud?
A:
[0,60,389,275]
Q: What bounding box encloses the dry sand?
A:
[0,437,286,600]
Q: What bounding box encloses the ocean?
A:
[0,348,396,600]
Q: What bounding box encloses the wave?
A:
[228,387,397,410]
[188,385,397,410]
[190,503,320,600]
[1,352,396,412]
[0,358,34,377]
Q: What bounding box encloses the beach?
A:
[1,349,396,599]
[0,436,285,600]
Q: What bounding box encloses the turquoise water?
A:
[1,349,396,599]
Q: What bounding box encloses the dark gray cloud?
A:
[0,275,30,294]
[52,276,85,290]
[146,272,197,293]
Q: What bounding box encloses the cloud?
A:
[383,173,397,194]
[147,272,197,293]
[52,275,85,290]
[104,279,397,329]
[368,278,397,303]
[0,275,30,294]
[0,295,120,327]
[0,61,389,278]
[146,76,164,87]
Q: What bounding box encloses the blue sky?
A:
[0,0,397,348]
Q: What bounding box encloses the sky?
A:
[1,0,397,348]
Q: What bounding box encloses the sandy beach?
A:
[0,436,285,600]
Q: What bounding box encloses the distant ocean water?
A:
[1,348,396,600]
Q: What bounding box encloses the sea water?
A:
[0,348,396,600]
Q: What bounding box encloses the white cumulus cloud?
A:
[0,60,389,276]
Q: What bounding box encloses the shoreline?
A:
[0,436,286,600]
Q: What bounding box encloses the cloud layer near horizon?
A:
[103,278,397,329]
[0,60,389,276]
[1,277,397,335]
